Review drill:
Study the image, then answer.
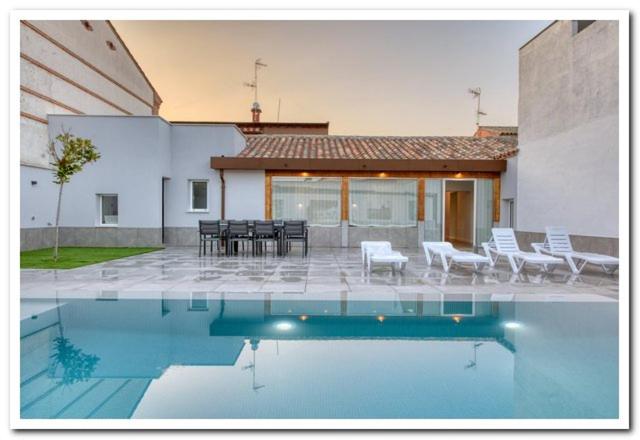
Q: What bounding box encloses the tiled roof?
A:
[478,126,518,136]
[238,135,518,161]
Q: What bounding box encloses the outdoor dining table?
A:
[219,221,302,256]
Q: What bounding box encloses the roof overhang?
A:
[210,157,507,172]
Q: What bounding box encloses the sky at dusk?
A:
[113,20,550,136]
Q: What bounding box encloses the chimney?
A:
[251,102,262,123]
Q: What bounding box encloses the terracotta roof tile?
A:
[477,126,518,136]
[238,135,518,161]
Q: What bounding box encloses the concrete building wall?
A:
[516,20,619,254]
[20,20,159,169]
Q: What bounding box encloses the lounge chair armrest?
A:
[531,243,547,254]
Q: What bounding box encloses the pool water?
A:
[20,296,619,419]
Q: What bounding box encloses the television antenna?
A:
[468,87,487,126]
[243,58,268,103]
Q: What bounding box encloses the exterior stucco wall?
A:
[499,156,518,227]
[45,116,170,229]
[165,124,245,228]
[517,21,619,240]
[224,170,266,220]
[21,115,246,249]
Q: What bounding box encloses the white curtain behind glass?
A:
[475,179,494,247]
[424,179,443,241]
[272,177,341,226]
[349,179,417,227]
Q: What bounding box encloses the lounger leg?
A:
[602,264,618,275]
[441,252,450,273]
[507,255,521,273]
[482,243,495,267]
[425,249,433,266]
[576,259,589,274]
[564,255,580,274]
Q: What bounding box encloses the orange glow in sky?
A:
[113,20,549,135]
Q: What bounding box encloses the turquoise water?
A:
[20,297,618,419]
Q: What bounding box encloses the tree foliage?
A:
[49,131,101,185]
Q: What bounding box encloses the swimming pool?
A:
[20,295,618,419]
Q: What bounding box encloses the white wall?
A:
[224,170,266,220]
[517,21,619,238]
[164,124,246,228]
[23,116,247,231]
[499,156,517,227]
[517,115,618,237]
[40,116,171,229]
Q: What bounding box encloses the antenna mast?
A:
[468,87,487,126]
[243,58,268,103]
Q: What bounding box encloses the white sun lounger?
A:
[361,241,389,266]
[363,242,408,274]
[531,226,619,275]
[422,242,490,273]
[482,228,563,274]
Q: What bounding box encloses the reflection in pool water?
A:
[20,295,618,419]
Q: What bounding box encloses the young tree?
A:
[49,131,100,261]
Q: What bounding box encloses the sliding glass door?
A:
[424,179,443,241]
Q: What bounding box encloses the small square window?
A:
[189,180,208,212]
[573,20,595,35]
[99,194,118,226]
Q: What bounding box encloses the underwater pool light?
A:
[503,321,522,329]
[275,322,294,331]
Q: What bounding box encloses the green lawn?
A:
[21,247,163,269]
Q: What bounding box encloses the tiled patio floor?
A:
[20,247,619,302]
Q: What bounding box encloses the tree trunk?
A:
[53,183,64,261]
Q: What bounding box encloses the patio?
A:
[20,247,619,301]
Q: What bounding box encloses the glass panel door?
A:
[475,179,494,247]
[424,179,443,241]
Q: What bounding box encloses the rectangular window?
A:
[189,180,208,212]
[349,178,417,227]
[272,177,341,226]
[503,198,515,228]
[99,194,118,226]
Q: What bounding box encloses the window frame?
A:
[188,179,209,213]
[271,176,342,226]
[348,177,418,227]
[97,194,119,227]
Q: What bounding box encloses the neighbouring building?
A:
[20,20,162,167]
[514,20,619,255]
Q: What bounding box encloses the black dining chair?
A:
[252,221,278,257]
[283,220,309,256]
[198,220,221,257]
[226,220,251,255]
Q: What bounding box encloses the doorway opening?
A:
[444,180,475,250]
